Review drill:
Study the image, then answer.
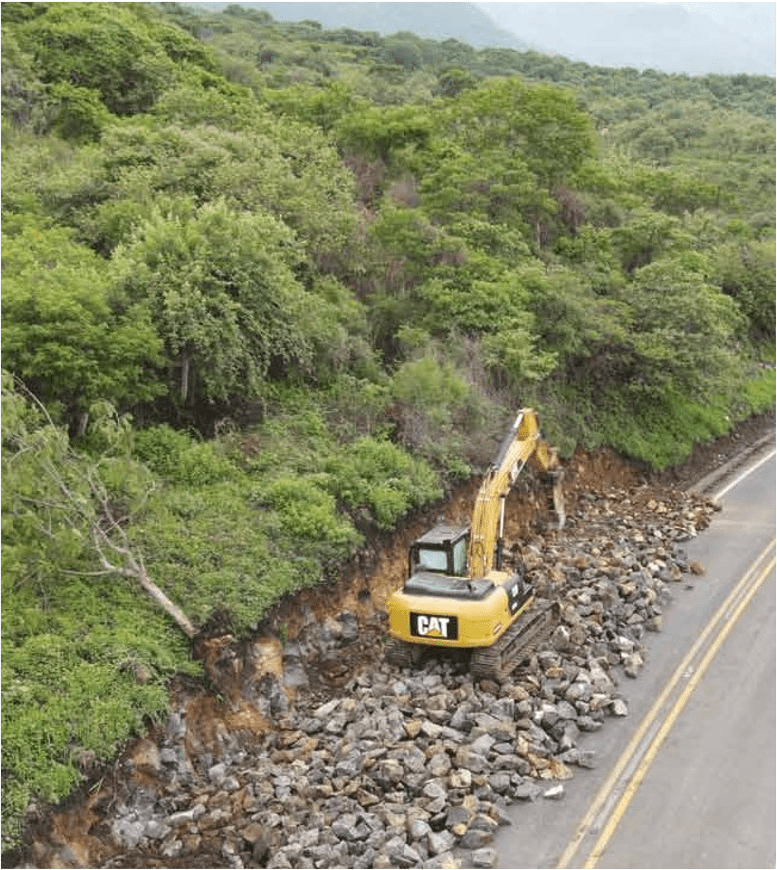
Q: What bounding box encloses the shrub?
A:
[326,436,442,530]
[133,425,237,486]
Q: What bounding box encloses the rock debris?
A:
[34,486,718,869]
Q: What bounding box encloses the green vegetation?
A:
[2,2,774,851]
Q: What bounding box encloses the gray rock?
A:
[427,829,456,856]
[611,698,629,717]
[471,847,499,868]
[514,782,542,801]
[459,828,493,849]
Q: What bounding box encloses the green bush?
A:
[254,475,361,551]
[326,436,442,530]
[133,425,237,486]
[1,568,195,848]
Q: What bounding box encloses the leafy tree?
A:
[711,240,776,341]
[336,103,432,163]
[610,207,692,272]
[1,27,47,131]
[382,38,423,70]
[447,78,595,190]
[415,138,540,234]
[151,72,259,129]
[84,115,359,267]
[14,3,180,116]
[634,124,676,163]
[389,350,473,471]
[434,67,477,98]
[624,257,745,398]
[47,82,112,142]
[110,201,315,411]
[0,133,105,226]
[522,262,629,368]
[263,80,366,131]
[1,217,164,428]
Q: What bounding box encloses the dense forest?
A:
[2,2,774,851]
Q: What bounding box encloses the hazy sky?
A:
[476,1,776,75]
[473,0,777,26]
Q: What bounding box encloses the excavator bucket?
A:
[547,470,566,530]
[537,468,565,530]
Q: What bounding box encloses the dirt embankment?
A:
[11,412,775,869]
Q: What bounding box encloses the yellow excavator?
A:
[385,408,565,680]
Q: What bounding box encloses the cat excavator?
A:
[385,408,565,681]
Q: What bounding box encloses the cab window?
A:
[415,547,448,572]
[452,537,467,576]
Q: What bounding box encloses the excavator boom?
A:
[468,409,564,578]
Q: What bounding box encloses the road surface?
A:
[495,449,776,869]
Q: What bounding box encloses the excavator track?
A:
[384,637,423,669]
[470,600,560,682]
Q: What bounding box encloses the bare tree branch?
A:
[6,377,197,639]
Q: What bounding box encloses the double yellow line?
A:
[557,539,775,869]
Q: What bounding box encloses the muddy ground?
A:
[8,410,775,869]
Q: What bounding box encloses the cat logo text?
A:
[410,613,459,640]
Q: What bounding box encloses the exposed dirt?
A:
[8,411,775,869]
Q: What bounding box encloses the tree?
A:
[1,27,47,131]
[110,201,314,411]
[434,67,477,98]
[15,4,170,116]
[624,257,745,398]
[83,115,360,267]
[711,240,776,341]
[1,217,164,430]
[263,81,365,132]
[336,103,432,163]
[382,38,423,70]
[610,208,691,272]
[447,78,595,190]
[2,375,195,637]
[47,82,112,142]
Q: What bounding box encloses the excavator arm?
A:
[467,409,564,579]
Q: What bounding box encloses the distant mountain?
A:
[192,1,775,77]
[201,2,532,50]
[477,2,776,76]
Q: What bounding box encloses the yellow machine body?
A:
[385,409,564,661]
[387,571,535,649]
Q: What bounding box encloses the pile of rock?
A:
[97,486,716,869]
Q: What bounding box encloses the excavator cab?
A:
[409,524,469,578]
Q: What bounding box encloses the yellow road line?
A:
[582,554,774,868]
[557,540,775,869]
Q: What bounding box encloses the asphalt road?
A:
[494,449,776,869]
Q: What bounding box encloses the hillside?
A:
[1,1,774,856]
[478,1,777,76]
[201,1,532,49]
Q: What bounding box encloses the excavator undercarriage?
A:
[385,599,560,681]
[469,599,560,681]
